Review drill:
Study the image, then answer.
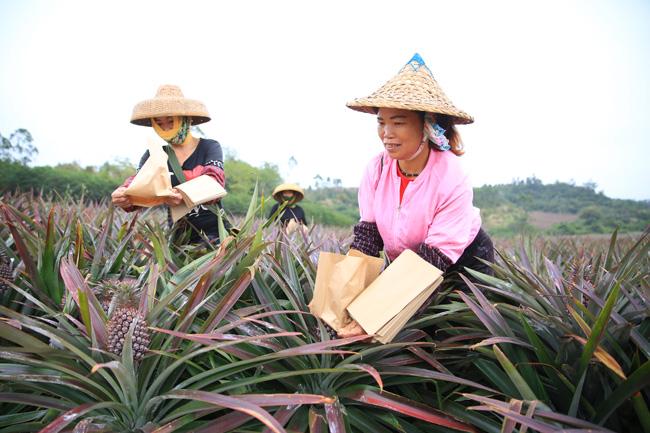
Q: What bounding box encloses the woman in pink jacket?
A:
[348,54,494,291]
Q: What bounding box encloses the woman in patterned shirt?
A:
[111,84,226,244]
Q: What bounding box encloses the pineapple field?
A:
[0,191,648,433]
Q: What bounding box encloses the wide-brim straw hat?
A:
[130,84,211,126]
[346,53,473,124]
[272,183,305,203]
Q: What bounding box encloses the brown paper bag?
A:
[125,139,174,207]
[170,175,228,222]
[346,249,443,344]
[285,219,303,234]
[308,251,383,331]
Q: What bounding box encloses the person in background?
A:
[340,53,495,337]
[111,84,226,244]
[268,183,307,228]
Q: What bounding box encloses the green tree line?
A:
[2,129,648,233]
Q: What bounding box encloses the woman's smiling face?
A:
[376,108,424,160]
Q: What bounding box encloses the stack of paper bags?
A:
[308,250,384,331]
[124,139,175,207]
[347,249,443,343]
[309,248,444,344]
[170,175,227,222]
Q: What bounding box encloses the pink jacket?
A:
[358,150,481,263]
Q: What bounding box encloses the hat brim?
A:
[346,99,473,125]
[130,97,211,126]
[273,191,304,203]
[272,184,305,203]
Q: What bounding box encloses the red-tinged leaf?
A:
[59,259,107,347]
[151,409,217,433]
[537,408,621,431]
[38,402,123,433]
[275,335,369,357]
[150,326,302,346]
[1,206,49,302]
[375,354,420,367]
[190,410,251,433]
[203,266,255,331]
[408,346,451,374]
[344,389,477,432]
[309,406,326,433]
[380,366,498,394]
[342,364,383,390]
[460,274,512,336]
[157,390,286,433]
[179,254,223,332]
[215,309,309,334]
[469,336,533,350]
[261,406,300,433]
[395,328,434,343]
[217,345,260,360]
[457,291,504,337]
[237,393,335,406]
[325,401,346,433]
[0,392,71,411]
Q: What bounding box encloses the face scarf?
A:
[281,192,296,205]
[152,116,191,145]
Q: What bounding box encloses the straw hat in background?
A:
[346,53,473,125]
[272,183,305,203]
[130,84,211,127]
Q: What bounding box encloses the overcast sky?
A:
[1,0,648,200]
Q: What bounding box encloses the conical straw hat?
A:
[346,53,473,124]
[130,84,211,126]
[272,183,305,202]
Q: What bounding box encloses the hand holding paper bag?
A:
[169,175,228,222]
[124,139,175,207]
[123,138,227,220]
[346,250,443,343]
[308,251,383,332]
[309,249,443,344]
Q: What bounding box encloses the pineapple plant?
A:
[0,249,13,294]
[105,279,150,362]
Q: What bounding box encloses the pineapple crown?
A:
[98,277,140,311]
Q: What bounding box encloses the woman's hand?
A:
[164,188,184,207]
[337,320,367,338]
[111,186,133,209]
